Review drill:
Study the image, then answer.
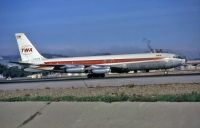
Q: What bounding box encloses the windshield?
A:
[173,55,183,59]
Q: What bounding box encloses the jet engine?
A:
[91,67,111,74]
[65,65,85,73]
[65,67,85,73]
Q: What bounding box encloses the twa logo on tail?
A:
[21,45,33,55]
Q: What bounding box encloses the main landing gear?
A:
[87,73,105,78]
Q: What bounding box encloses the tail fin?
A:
[15,33,45,63]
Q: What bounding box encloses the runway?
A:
[0,74,200,90]
[1,102,200,128]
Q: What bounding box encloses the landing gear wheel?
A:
[87,74,92,78]
[87,74,105,78]
[100,74,105,77]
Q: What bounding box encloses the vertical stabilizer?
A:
[15,33,45,63]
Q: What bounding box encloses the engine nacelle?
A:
[91,67,110,74]
[65,67,85,73]
[24,68,42,72]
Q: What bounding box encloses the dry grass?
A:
[0,83,200,99]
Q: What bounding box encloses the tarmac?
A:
[0,102,200,128]
[0,74,200,90]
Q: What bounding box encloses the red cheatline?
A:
[43,57,163,65]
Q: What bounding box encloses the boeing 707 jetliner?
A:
[14,33,185,78]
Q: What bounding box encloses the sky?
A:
[0,0,200,59]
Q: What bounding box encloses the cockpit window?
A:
[173,55,183,59]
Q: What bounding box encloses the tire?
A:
[87,74,105,78]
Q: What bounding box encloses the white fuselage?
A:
[34,53,185,72]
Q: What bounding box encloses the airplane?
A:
[13,33,186,78]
